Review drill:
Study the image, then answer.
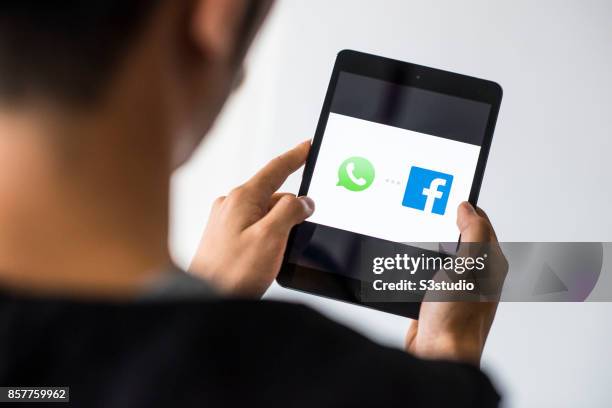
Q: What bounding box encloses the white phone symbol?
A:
[346,162,367,186]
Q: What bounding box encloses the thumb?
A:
[257,195,315,237]
[456,202,493,243]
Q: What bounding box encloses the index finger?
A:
[244,140,311,197]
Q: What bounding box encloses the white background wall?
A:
[171,1,612,406]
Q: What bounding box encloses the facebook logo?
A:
[402,166,454,215]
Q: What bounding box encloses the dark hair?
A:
[0,1,161,105]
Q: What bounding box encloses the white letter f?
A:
[422,178,446,213]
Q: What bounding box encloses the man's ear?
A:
[191,0,248,61]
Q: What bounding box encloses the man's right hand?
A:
[189,141,314,298]
[405,202,508,366]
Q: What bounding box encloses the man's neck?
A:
[0,105,173,298]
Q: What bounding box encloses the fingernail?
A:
[461,201,477,214]
[299,196,315,215]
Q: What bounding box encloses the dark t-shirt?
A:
[0,291,499,407]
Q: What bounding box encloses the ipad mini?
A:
[278,50,502,318]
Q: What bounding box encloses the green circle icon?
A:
[337,156,375,191]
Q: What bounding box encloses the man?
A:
[0,1,506,407]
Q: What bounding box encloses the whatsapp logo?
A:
[337,156,375,191]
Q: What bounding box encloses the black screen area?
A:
[330,72,491,146]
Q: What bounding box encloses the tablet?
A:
[277,50,502,318]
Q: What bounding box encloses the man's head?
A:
[0,0,272,165]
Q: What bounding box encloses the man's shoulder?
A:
[131,298,368,351]
[0,294,499,407]
[0,293,358,351]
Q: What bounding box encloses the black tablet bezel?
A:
[276,50,503,319]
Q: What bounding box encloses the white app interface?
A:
[307,113,481,243]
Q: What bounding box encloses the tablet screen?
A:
[286,71,494,282]
[307,71,491,243]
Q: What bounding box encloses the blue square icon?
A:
[402,166,454,215]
